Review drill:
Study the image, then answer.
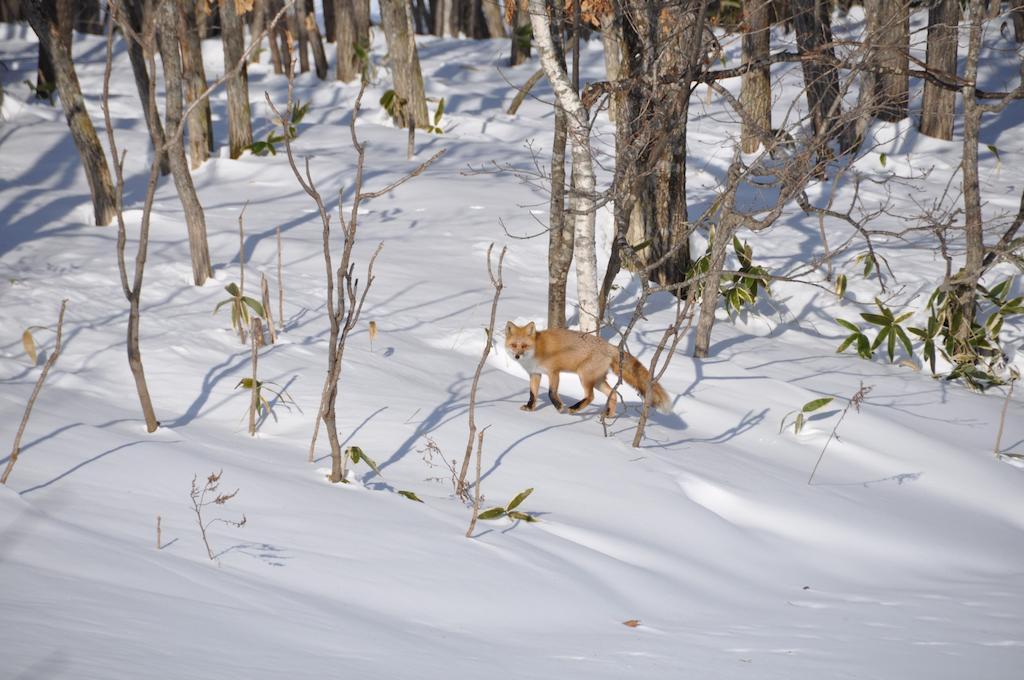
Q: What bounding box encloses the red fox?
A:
[504,321,672,416]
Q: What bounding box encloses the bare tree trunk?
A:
[1014,0,1024,42]
[547,3,572,329]
[791,0,850,148]
[599,14,620,123]
[740,0,771,153]
[864,0,909,122]
[74,0,102,33]
[920,0,959,140]
[250,0,266,63]
[530,0,598,333]
[24,0,116,226]
[156,0,212,286]
[219,0,254,158]
[178,0,213,165]
[323,0,336,40]
[120,0,171,175]
[617,0,696,290]
[307,0,329,79]
[293,0,310,72]
[379,0,430,129]
[481,0,505,37]
[958,0,986,327]
[335,0,358,81]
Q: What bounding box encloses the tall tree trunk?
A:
[547,2,572,329]
[303,0,329,79]
[481,0,505,37]
[249,0,266,63]
[324,0,336,40]
[24,0,116,226]
[920,0,959,140]
[791,0,850,148]
[958,0,986,327]
[740,0,771,152]
[178,0,213,165]
[293,0,310,72]
[219,0,254,158]
[74,0,102,33]
[617,0,696,289]
[121,0,170,175]
[530,0,598,332]
[379,0,430,129]
[156,0,212,286]
[35,0,69,99]
[510,0,532,65]
[1014,0,1024,42]
[864,0,909,122]
[335,0,358,81]
[599,14,620,123]
[0,0,24,21]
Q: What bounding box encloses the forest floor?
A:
[1,11,1023,679]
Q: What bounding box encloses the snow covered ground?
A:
[2,12,1023,679]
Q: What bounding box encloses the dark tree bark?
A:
[616,0,697,288]
[958,0,986,326]
[23,0,116,225]
[156,0,212,286]
[920,0,959,140]
[791,0,850,148]
[324,0,336,40]
[34,0,69,100]
[0,0,24,20]
[1014,0,1024,42]
[740,0,771,153]
[74,0,102,33]
[379,0,430,128]
[219,0,254,158]
[249,0,265,63]
[178,0,213,165]
[864,0,909,122]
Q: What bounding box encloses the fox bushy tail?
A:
[613,353,672,414]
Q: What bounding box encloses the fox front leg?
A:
[521,373,541,411]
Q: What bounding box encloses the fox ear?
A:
[505,321,514,334]
[525,321,536,334]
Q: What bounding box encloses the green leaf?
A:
[836,335,856,354]
[225,282,241,296]
[506,487,534,511]
[242,296,265,318]
[871,326,890,351]
[508,511,537,522]
[856,334,872,359]
[894,311,913,324]
[801,397,834,413]
[794,412,805,434]
[886,327,896,362]
[477,507,507,521]
[879,153,887,167]
[630,239,652,252]
[398,490,424,503]
[895,325,913,358]
[987,144,1001,162]
[861,312,889,326]
[434,97,445,126]
[836,318,860,333]
[347,446,361,464]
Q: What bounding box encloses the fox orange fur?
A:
[504,321,672,416]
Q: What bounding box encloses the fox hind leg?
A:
[547,371,564,411]
[597,379,616,417]
[568,375,596,414]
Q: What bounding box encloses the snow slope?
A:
[2,14,1023,679]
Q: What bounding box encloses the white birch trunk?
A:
[529,0,598,333]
